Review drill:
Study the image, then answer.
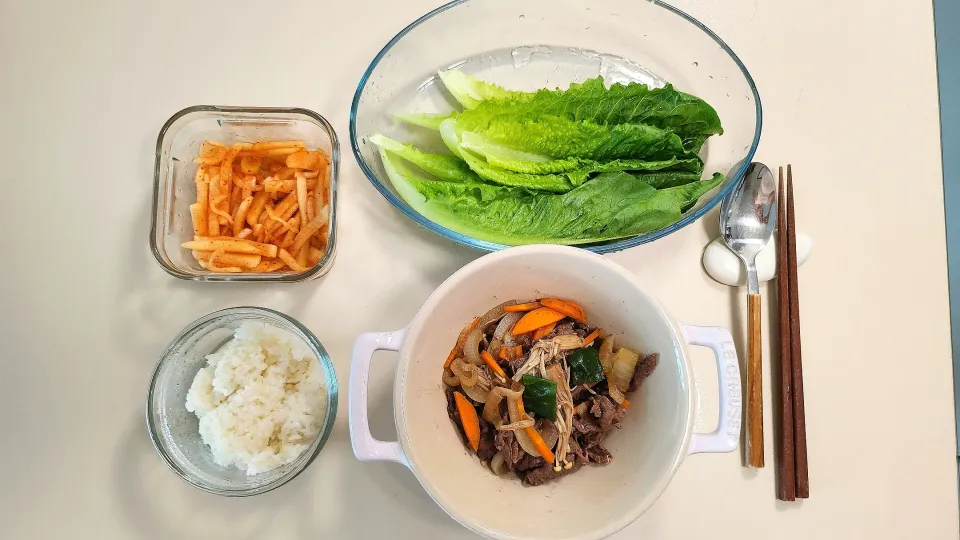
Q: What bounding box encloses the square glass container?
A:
[151,106,339,282]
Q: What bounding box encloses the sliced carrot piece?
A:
[532,321,558,341]
[444,317,480,369]
[516,398,556,463]
[480,350,507,379]
[498,347,509,360]
[512,307,566,335]
[453,391,481,452]
[512,346,523,358]
[583,328,602,346]
[504,302,541,313]
[540,298,587,324]
[622,399,631,409]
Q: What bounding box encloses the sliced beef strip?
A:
[497,356,514,376]
[515,454,546,472]
[545,322,589,341]
[579,425,605,445]
[513,333,533,349]
[585,443,613,464]
[573,425,613,464]
[494,429,524,470]
[553,322,577,336]
[628,352,660,392]
[477,419,497,461]
[591,379,609,396]
[510,355,529,374]
[590,394,627,430]
[568,437,588,466]
[572,414,603,436]
[445,387,458,416]
[570,384,592,403]
[522,454,584,486]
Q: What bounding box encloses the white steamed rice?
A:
[185,321,326,475]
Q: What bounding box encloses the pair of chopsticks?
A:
[776,165,809,500]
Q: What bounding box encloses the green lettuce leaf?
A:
[438,70,526,109]
[369,134,476,183]
[436,124,573,192]
[452,74,722,140]
[374,132,574,192]
[457,115,688,162]
[459,150,573,192]
[378,143,723,245]
[655,172,724,211]
[632,170,705,190]
[481,153,701,176]
[392,111,455,131]
[401,73,722,144]
[372,133,703,192]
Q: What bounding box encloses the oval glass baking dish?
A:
[350,0,761,253]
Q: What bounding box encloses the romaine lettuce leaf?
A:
[372,133,702,192]
[373,132,574,192]
[435,124,573,192]
[438,70,526,109]
[451,73,722,140]
[392,111,455,131]
[457,115,688,161]
[480,153,701,176]
[378,143,722,245]
[369,134,476,183]
[375,70,725,245]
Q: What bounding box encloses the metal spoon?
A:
[720,162,777,469]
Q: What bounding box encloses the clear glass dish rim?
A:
[150,105,340,281]
[348,0,762,254]
[144,306,340,496]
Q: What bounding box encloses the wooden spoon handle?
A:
[747,293,765,468]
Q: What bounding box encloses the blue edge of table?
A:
[934,0,960,493]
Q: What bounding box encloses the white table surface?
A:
[2,0,957,538]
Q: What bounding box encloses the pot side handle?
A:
[349,329,409,467]
[682,324,743,455]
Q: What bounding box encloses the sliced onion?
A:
[463,327,483,366]
[483,386,522,427]
[462,379,491,403]
[609,348,640,392]
[497,419,535,431]
[488,338,503,359]
[537,419,559,450]
[482,389,504,426]
[608,383,628,406]
[490,452,511,476]
[494,312,523,341]
[451,358,479,387]
[479,301,513,329]
[506,395,539,457]
[442,371,460,387]
[598,335,615,375]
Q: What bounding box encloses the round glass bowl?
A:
[350,0,761,253]
[146,307,338,496]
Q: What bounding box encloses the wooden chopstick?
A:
[786,165,810,498]
[776,167,796,501]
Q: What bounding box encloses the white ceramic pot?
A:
[349,245,742,540]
